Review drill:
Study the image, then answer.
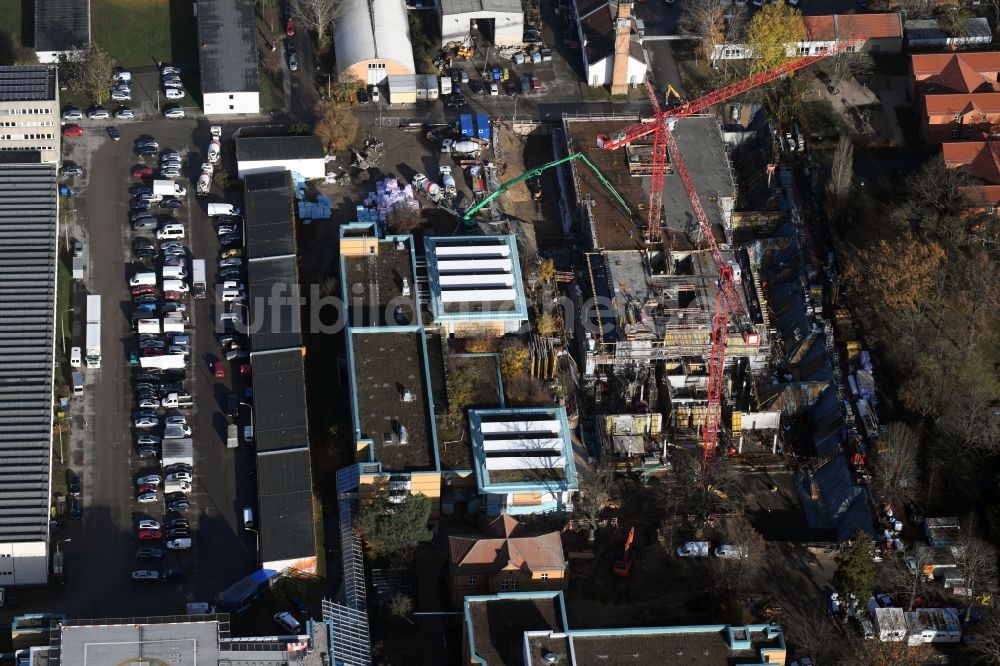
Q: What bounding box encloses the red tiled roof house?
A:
[911,52,1000,143]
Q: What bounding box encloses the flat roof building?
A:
[424,235,528,337]
[236,135,326,180]
[34,0,90,63]
[197,0,260,115]
[0,163,58,586]
[441,0,524,48]
[0,66,60,163]
[463,591,788,665]
[244,171,315,573]
[469,407,577,515]
[334,0,415,85]
[21,613,335,664]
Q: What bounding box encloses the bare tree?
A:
[62,42,116,105]
[968,609,1000,665]
[818,49,873,87]
[714,512,766,595]
[289,0,341,49]
[679,0,744,63]
[387,593,414,624]
[871,422,919,504]
[886,548,933,611]
[894,0,934,20]
[825,134,854,220]
[953,530,997,621]
[574,462,614,543]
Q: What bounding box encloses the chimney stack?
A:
[610,2,632,95]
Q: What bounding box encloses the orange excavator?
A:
[612,527,635,577]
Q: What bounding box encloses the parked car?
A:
[136,547,163,561]
[163,106,185,119]
[161,65,182,75]
[88,107,110,120]
[66,470,81,496]
[677,541,711,558]
[162,568,184,580]
[167,498,190,512]
[131,570,161,581]
[713,545,746,559]
[135,138,159,149]
[60,164,83,177]
[160,198,183,209]
[137,519,161,530]
[166,471,193,483]
[286,18,295,36]
[115,107,135,120]
[61,107,83,121]
[137,492,159,504]
[131,165,154,179]
[70,497,82,520]
[133,413,159,428]
[274,611,301,633]
[288,53,298,71]
[137,529,162,540]
[136,474,162,486]
[165,88,185,100]
[62,125,84,137]
[136,484,160,494]
[107,126,121,141]
[213,360,225,379]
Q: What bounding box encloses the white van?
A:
[242,507,254,529]
[72,371,84,396]
[167,538,192,550]
[70,346,82,368]
[162,279,189,293]
[676,541,710,557]
[208,203,240,217]
[161,265,188,280]
[136,318,160,334]
[130,272,157,287]
[156,224,185,240]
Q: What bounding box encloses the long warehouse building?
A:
[0,163,58,585]
[244,171,317,574]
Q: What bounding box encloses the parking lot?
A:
[28,114,259,617]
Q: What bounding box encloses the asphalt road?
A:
[18,117,258,618]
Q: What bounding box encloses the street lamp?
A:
[325,73,331,99]
[245,527,260,563]
[60,308,74,354]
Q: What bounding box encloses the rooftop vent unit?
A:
[400,388,415,402]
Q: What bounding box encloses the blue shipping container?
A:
[460,114,474,138]
[476,113,490,140]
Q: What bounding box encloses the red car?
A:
[286,19,295,36]
[131,166,154,179]
[138,529,162,540]
[131,285,156,297]
[62,124,84,137]
[137,484,159,494]
[141,348,165,357]
[163,290,182,301]
[214,360,225,379]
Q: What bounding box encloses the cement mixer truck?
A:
[438,166,456,197]
[412,173,442,203]
[196,163,213,196]
[207,126,222,165]
[441,138,486,158]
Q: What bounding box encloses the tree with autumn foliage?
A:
[745,0,805,74]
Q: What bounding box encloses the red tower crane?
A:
[597,39,865,464]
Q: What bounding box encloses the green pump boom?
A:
[461,152,633,221]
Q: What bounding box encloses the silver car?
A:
[163,107,185,119]
[88,107,110,120]
[62,108,83,121]
[114,107,135,120]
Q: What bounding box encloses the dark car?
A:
[107,126,121,141]
[226,394,239,418]
[219,233,242,247]
[130,184,153,196]
[135,145,158,157]
[137,445,160,458]
[136,547,163,561]
[160,198,183,209]
[357,89,369,104]
[444,94,467,108]
[470,80,484,94]
[66,469,81,496]
[70,497,82,521]
[163,568,184,581]
[131,201,152,213]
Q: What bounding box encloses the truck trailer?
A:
[85,294,101,368]
[161,438,193,468]
[192,259,206,299]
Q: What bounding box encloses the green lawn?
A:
[92,0,196,68]
[0,0,21,40]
